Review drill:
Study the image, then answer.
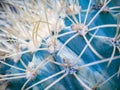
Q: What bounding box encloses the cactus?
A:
[0,0,120,90]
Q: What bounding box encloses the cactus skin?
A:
[0,0,120,90]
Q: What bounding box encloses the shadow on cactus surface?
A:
[0,0,120,90]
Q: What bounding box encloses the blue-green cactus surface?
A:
[0,0,120,90]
